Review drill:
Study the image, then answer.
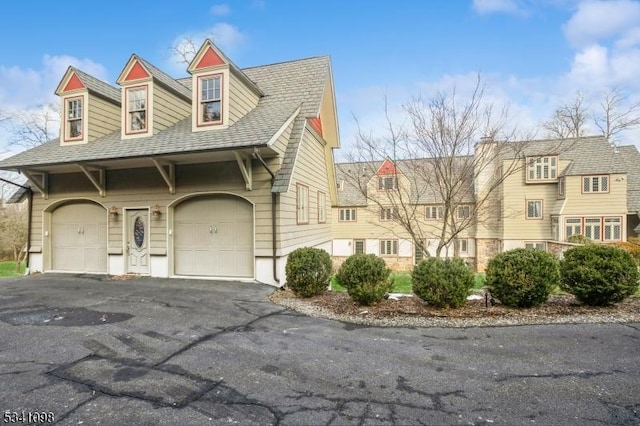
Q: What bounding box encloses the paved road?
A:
[0,275,638,425]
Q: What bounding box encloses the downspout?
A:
[0,177,33,270]
[252,149,280,284]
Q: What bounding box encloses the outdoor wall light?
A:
[109,206,119,219]
[151,204,162,218]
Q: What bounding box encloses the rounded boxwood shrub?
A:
[560,244,640,306]
[412,257,474,308]
[285,247,332,298]
[336,254,391,306]
[485,248,560,308]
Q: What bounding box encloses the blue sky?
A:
[1,0,640,160]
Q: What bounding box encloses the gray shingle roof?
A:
[0,56,331,182]
[136,56,192,101]
[72,68,120,105]
[335,157,475,207]
[617,145,640,213]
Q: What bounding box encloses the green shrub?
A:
[560,244,640,306]
[610,239,640,267]
[486,248,560,308]
[285,247,332,297]
[336,254,391,305]
[412,257,474,308]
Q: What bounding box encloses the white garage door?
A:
[51,202,108,273]
[174,195,253,277]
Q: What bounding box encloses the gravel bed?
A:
[270,289,640,328]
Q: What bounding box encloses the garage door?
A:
[51,202,108,273]
[174,195,253,277]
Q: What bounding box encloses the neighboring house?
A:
[332,136,640,272]
[0,40,340,285]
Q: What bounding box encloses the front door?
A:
[127,209,149,274]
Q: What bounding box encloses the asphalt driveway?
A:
[0,274,638,425]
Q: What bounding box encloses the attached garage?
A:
[173,195,254,277]
[50,201,108,273]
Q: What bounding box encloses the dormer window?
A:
[126,86,147,133]
[199,74,222,126]
[65,97,83,141]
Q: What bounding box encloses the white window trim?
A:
[379,239,399,256]
[526,156,558,182]
[339,208,357,222]
[62,94,88,144]
[526,199,543,220]
[378,176,398,190]
[124,85,149,136]
[457,205,471,219]
[524,241,547,250]
[192,68,230,132]
[425,205,443,220]
[353,239,365,255]
[582,175,610,194]
[380,207,398,221]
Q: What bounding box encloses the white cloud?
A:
[472,0,522,14]
[210,4,231,16]
[563,0,640,48]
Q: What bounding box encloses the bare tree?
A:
[5,103,59,149]
[543,92,588,139]
[346,75,531,258]
[171,34,217,66]
[594,88,640,142]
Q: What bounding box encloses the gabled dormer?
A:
[187,39,263,132]
[116,55,191,139]
[55,67,120,146]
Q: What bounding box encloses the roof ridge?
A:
[242,55,329,71]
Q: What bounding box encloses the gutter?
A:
[0,177,33,270]
[252,149,280,284]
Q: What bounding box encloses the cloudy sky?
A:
[1,0,640,160]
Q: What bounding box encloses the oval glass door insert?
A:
[134,217,145,248]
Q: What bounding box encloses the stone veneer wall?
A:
[475,239,501,272]
[332,255,477,273]
[546,241,581,259]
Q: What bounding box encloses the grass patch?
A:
[0,261,26,278]
[331,273,413,294]
[331,271,488,294]
[473,273,486,289]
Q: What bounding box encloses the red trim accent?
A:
[309,117,323,136]
[376,159,397,175]
[196,73,224,128]
[62,96,84,143]
[124,61,150,81]
[124,85,149,135]
[195,47,226,69]
[580,175,610,194]
[63,73,85,92]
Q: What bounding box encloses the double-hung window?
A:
[426,205,443,219]
[126,87,147,133]
[584,218,602,241]
[354,239,365,255]
[457,205,470,219]
[604,217,621,241]
[378,176,397,190]
[66,97,83,140]
[565,218,582,239]
[200,75,222,125]
[380,207,397,221]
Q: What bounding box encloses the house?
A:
[0,40,340,285]
[331,136,640,272]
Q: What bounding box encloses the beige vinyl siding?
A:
[87,94,120,141]
[269,119,294,157]
[153,85,191,133]
[228,72,260,125]
[561,174,627,216]
[278,127,332,253]
[29,159,279,260]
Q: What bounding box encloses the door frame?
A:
[123,207,151,275]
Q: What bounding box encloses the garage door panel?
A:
[174,196,253,277]
[51,202,107,273]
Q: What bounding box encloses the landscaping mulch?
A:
[270,289,640,328]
